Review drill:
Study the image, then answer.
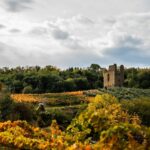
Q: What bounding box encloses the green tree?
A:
[22,85,33,94]
[74,77,89,90]
[11,80,23,93]
[64,78,76,91]
[0,92,13,121]
[90,64,101,71]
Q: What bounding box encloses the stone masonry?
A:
[103,64,124,88]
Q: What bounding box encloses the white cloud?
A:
[91,13,150,66]
[0,0,150,68]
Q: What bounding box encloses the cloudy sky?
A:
[0,0,150,68]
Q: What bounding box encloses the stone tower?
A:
[103,64,124,88]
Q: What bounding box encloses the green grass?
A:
[46,104,87,111]
[34,88,150,127]
[121,97,150,126]
[84,88,150,100]
[33,93,87,106]
[84,88,150,127]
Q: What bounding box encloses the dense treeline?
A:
[0,64,150,93]
[0,64,103,93]
[124,68,150,88]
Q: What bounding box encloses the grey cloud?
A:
[103,18,116,24]
[0,42,21,66]
[9,28,21,33]
[30,27,47,35]
[122,35,143,45]
[0,42,8,52]
[50,13,150,67]
[0,40,93,68]
[73,15,94,25]
[0,41,38,67]
[36,46,101,68]
[4,0,33,12]
[113,34,143,47]
[50,24,84,49]
[52,29,84,49]
[62,37,84,50]
[104,46,150,66]
[97,12,150,66]
[101,33,149,66]
[0,24,6,29]
[0,11,150,68]
[54,51,100,68]
[52,28,69,40]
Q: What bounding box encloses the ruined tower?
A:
[103,64,124,88]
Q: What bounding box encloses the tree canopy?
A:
[0,65,149,93]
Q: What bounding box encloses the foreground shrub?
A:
[0,94,149,150]
[66,94,139,142]
[12,102,36,122]
[22,85,33,94]
[0,120,66,150]
[0,94,14,121]
[121,97,150,126]
[0,89,36,123]
[94,123,150,150]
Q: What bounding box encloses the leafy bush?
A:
[0,94,14,121]
[22,85,33,94]
[0,87,36,123]
[121,97,150,126]
[37,110,71,128]
[94,123,150,150]
[0,94,150,149]
[98,87,150,100]
[12,102,36,122]
[66,94,137,142]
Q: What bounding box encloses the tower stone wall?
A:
[103,64,124,88]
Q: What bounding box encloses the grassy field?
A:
[0,88,150,149]
[10,88,150,127]
[0,94,150,150]
[84,88,150,100]
[11,91,90,128]
[11,88,150,115]
[11,91,88,105]
[11,88,150,104]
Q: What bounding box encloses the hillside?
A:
[0,94,149,149]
